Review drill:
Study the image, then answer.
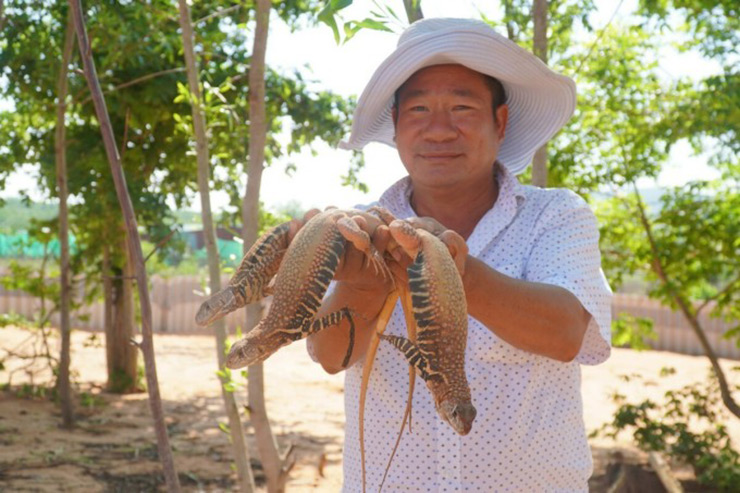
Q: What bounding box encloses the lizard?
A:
[383,218,476,435]
[195,221,292,327]
[358,217,476,492]
[194,207,395,369]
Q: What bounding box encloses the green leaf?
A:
[343,18,392,43]
[318,6,341,44]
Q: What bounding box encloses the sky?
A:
[0,0,724,215]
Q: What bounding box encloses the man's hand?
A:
[286,207,395,292]
[385,216,469,285]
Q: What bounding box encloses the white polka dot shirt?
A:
[319,166,612,492]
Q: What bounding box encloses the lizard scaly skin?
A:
[195,222,290,327]
[219,208,393,369]
[383,219,476,435]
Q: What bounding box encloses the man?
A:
[307,18,612,492]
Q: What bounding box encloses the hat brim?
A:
[340,24,576,175]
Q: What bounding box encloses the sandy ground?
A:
[1,325,739,492]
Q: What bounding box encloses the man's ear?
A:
[495,104,509,141]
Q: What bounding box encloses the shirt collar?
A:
[378,165,527,255]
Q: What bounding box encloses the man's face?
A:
[393,64,508,191]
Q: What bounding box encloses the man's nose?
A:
[423,110,457,142]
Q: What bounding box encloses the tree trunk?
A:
[632,188,740,418]
[107,237,138,393]
[0,0,6,33]
[531,0,548,187]
[176,1,256,490]
[502,0,518,42]
[68,2,181,491]
[55,9,76,429]
[242,1,294,491]
[403,0,423,23]
[103,245,115,378]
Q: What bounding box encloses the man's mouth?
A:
[419,152,462,160]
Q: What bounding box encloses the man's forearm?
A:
[463,255,591,362]
[308,282,390,374]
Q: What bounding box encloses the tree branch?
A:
[631,182,740,418]
[76,67,186,106]
[195,4,243,25]
[696,270,740,315]
[0,0,7,33]
[119,106,131,161]
[573,0,625,77]
[143,228,177,264]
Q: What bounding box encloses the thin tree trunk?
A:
[68,2,181,491]
[403,0,423,23]
[108,237,138,393]
[502,0,518,42]
[531,0,548,187]
[103,245,115,379]
[55,9,76,429]
[632,187,740,418]
[242,1,294,491]
[0,0,6,33]
[176,1,256,490]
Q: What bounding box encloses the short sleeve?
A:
[524,190,612,365]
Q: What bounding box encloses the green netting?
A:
[0,232,77,258]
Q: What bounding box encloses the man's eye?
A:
[453,105,473,110]
[409,105,427,112]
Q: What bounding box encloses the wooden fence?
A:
[1,276,738,360]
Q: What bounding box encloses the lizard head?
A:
[437,399,477,436]
[195,287,242,327]
[225,336,269,369]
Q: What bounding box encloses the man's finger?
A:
[373,225,391,254]
[406,216,446,237]
[303,208,321,222]
[439,230,468,276]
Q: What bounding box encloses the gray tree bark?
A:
[242,0,294,491]
[403,0,423,23]
[55,9,76,429]
[108,237,138,393]
[502,0,518,42]
[176,1,256,490]
[532,0,549,187]
[68,1,181,490]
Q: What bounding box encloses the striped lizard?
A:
[195,208,476,491]
[359,218,476,491]
[195,208,393,369]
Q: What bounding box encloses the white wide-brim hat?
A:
[339,17,576,175]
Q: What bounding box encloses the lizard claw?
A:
[367,205,396,225]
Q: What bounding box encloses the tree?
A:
[54,8,75,429]
[403,0,423,23]
[242,2,295,491]
[531,0,548,187]
[68,0,182,490]
[176,0,255,490]
[550,7,740,416]
[0,0,193,393]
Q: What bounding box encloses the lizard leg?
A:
[377,333,443,385]
[360,291,399,493]
[305,307,360,368]
[335,216,391,281]
[388,219,422,259]
[366,205,397,225]
[378,284,418,492]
